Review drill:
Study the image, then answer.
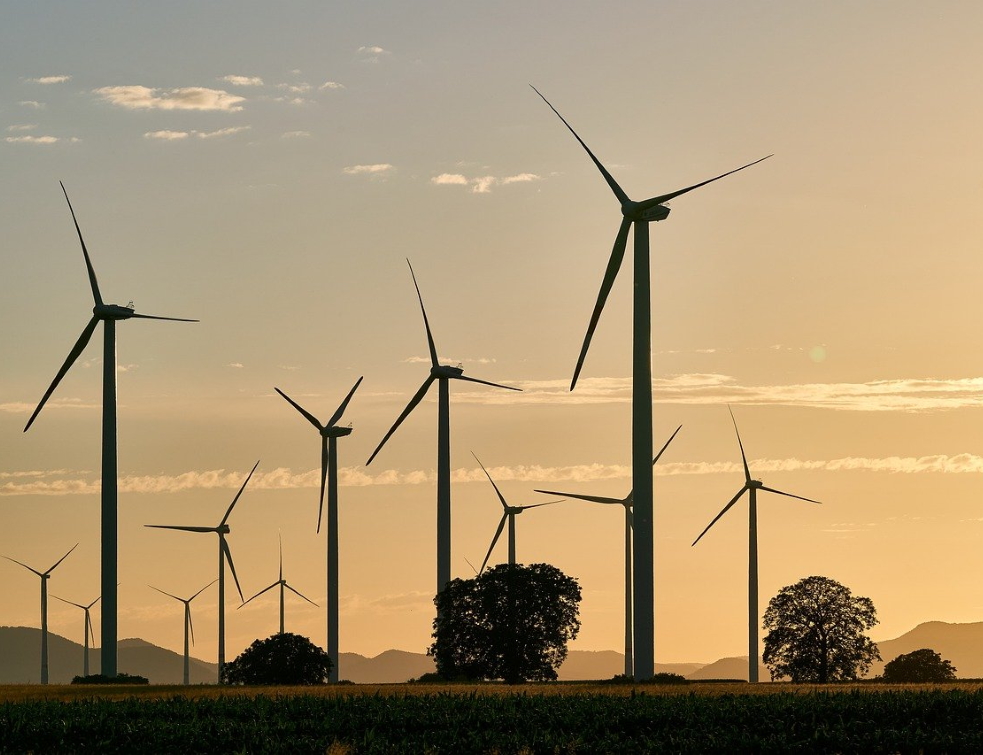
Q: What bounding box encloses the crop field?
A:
[3,682,983,753]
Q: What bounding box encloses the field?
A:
[3,682,983,753]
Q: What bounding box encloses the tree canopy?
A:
[882,648,956,682]
[762,575,880,683]
[429,563,582,684]
[221,632,333,685]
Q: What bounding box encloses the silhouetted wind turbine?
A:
[24,183,197,678]
[52,592,100,678]
[146,460,258,678]
[239,535,318,636]
[275,377,361,683]
[3,543,78,684]
[533,86,769,679]
[691,408,819,683]
[472,452,562,573]
[149,580,216,685]
[536,425,680,676]
[366,260,520,596]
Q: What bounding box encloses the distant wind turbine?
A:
[275,377,361,683]
[366,260,520,596]
[24,182,197,678]
[472,452,562,573]
[52,592,100,678]
[535,425,681,676]
[691,408,819,683]
[239,535,318,636]
[146,460,258,678]
[3,543,78,684]
[533,86,769,679]
[149,580,216,685]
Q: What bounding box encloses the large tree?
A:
[429,563,581,684]
[762,575,880,682]
[882,648,956,682]
[221,632,332,685]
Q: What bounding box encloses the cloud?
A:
[221,75,263,87]
[343,163,394,176]
[8,124,37,132]
[278,83,311,94]
[403,355,495,365]
[431,172,542,193]
[319,81,344,90]
[5,135,61,144]
[279,365,300,371]
[29,75,71,84]
[0,397,97,414]
[196,126,250,139]
[19,101,44,109]
[358,45,390,56]
[143,126,250,141]
[227,362,244,368]
[94,86,245,112]
[144,130,189,141]
[281,130,310,139]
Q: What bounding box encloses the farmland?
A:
[3,682,983,753]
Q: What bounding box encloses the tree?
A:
[882,648,956,682]
[762,575,880,683]
[221,632,332,685]
[429,563,582,684]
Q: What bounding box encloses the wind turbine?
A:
[23,182,197,678]
[691,408,819,682]
[275,377,361,683]
[239,535,318,636]
[149,580,215,685]
[52,592,100,678]
[3,543,78,684]
[472,452,562,572]
[532,86,769,679]
[145,460,258,678]
[535,425,681,677]
[366,260,520,596]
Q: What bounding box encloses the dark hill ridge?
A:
[3,621,981,683]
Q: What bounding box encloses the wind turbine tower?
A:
[52,592,100,678]
[239,535,318,636]
[150,580,215,685]
[533,87,769,679]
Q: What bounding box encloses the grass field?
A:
[3,681,982,753]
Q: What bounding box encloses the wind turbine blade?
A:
[652,425,682,466]
[759,486,821,504]
[366,376,435,465]
[317,437,328,534]
[285,583,319,607]
[145,525,215,533]
[453,374,521,392]
[472,452,509,511]
[517,500,563,510]
[530,86,630,206]
[239,582,278,607]
[728,407,752,484]
[188,609,196,647]
[638,155,773,209]
[571,217,631,391]
[60,182,103,307]
[479,515,508,574]
[278,533,283,582]
[627,509,634,530]
[221,460,260,526]
[129,313,198,323]
[407,259,439,368]
[52,595,85,610]
[534,489,624,504]
[463,556,480,576]
[86,612,94,647]
[149,585,183,602]
[86,596,101,610]
[692,487,748,546]
[24,316,99,432]
[274,387,323,431]
[222,538,244,602]
[189,579,218,602]
[327,376,363,428]
[3,556,44,578]
[46,542,79,575]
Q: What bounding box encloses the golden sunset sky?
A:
[3,1,983,669]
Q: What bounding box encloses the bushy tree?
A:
[221,632,332,685]
[763,575,880,682]
[429,563,581,684]
[882,648,956,682]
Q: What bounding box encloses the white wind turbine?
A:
[239,535,318,636]
[692,408,819,682]
[535,426,680,676]
[149,580,216,685]
[52,592,100,678]
[3,543,78,684]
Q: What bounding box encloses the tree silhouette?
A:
[221,632,332,685]
[429,563,581,684]
[763,575,880,682]
[882,648,956,682]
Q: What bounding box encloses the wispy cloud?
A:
[278,82,311,94]
[8,124,37,132]
[403,356,495,365]
[228,362,244,369]
[5,135,66,145]
[431,172,541,194]
[343,163,394,176]
[319,81,344,90]
[95,86,245,112]
[281,130,310,139]
[0,397,98,414]
[197,126,250,139]
[357,45,391,62]
[221,75,263,87]
[29,75,71,84]
[143,126,250,141]
[144,130,189,141]
[19,101,44,109]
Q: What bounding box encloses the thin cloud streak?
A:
[94,86,245,112]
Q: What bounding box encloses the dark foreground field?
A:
[3,682,982,753]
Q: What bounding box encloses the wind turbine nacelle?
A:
[432,365,464,379]
[639,205,671,222]
[324,426,353,438]
[94,303,136,320]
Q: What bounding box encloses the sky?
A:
[3,1,983,671]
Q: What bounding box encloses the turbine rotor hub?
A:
[93,303,135,320]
